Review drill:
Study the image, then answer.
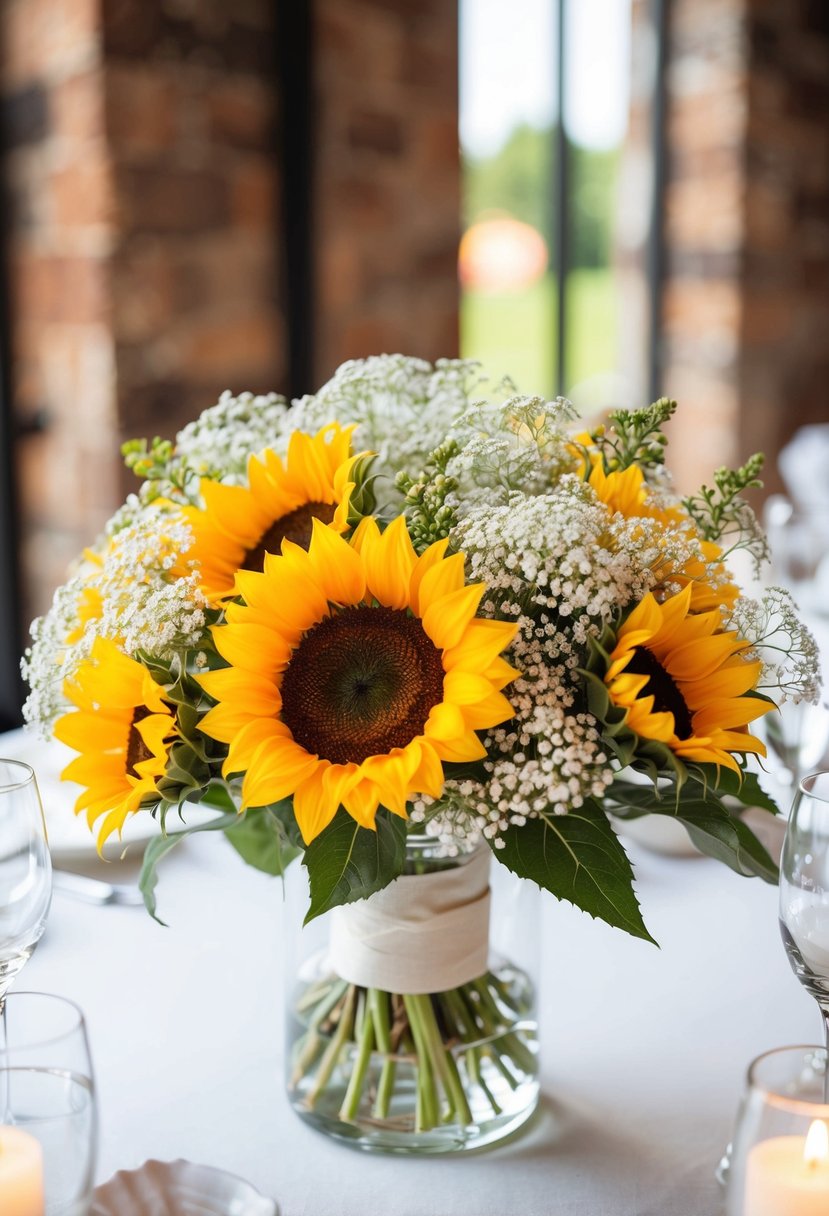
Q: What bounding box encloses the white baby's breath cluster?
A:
[22,509,208,734]
[22,572,96,735]
[445,483,660,842]
[454,479,687,631]
[174,390,288,483]
[286,355,489,492]
[728,587,821,704]
[445,395,579,509]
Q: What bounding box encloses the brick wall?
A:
[659,0,829,495]
[1,0,117,622]
[312,0,460,383]
[2,0,462,627]
[102,0,286,463]
[659,0,749,492]
[738,0,829,492]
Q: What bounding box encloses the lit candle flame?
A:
[803,1119,829,1168]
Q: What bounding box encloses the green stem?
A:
[369,989,396,1121]
[290,1028,325,1088]
[476,1066,503,1116]
[468,978,536,1076]
[486,1045,519,1091]
[411,994,473,1127]
[306,986,356,1108]
[339,998,375,1121]
[309,979,349,1030]
[402,994,440,1131]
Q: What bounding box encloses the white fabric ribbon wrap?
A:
[329,847,492,994]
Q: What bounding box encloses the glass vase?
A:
[283,834,540,1153]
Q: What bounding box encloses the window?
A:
[460,0,665,411]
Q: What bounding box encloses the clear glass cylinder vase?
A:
[283,834,540,1154]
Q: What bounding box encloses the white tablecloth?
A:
[20,792,818,1216]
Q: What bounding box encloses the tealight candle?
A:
[0,1125,44,1215]
[744,1119,829,1216]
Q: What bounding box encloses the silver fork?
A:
[52,870,145,907]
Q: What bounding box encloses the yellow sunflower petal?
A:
[293,765,343,843]
[416,552,468,616]
[408,741,446,800]
[361,515,418,610]
[55,711,125,753]
[199,668,282,716]
[422,584,486,650]
[342,779,381,831]
[241,738,321,809]
[223,717,292,779]
[429,730,488,764]
[305,519,366,605]
[409,537,451,616]
[616,593,663,644]
[460,690,516,730]
[199,702,261,744]
[210,623,293,676]
[443,670,500,705]
[424,701,467,741]
[442,618,518,673]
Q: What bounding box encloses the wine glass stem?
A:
[823,1008,829,1104]
[0,996,9,1122]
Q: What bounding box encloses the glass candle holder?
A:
[0,992,97,1215]
[283,835,540,1154]
[726,1046,829,1216]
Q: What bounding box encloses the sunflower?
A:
[603,584,770,773]
[198,516,518,843]
[181,423,364,602]
[54,638,177,848]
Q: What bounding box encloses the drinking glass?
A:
[0,759,52,1006]
[779,772,829,1093]
[0,992,97,1215]
[762,702,829,811]
[725,1045,829,1215]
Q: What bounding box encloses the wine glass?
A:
[779,771,829,1097]
[0,759,52,1008]
[0,992,97,1212]
[762,701,829,811]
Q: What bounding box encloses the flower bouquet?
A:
[24,356,820,1152]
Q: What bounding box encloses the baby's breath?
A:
[22,507,208,733]
[729,588,822,704]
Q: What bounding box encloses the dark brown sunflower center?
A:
[280,606,445,765]
[625,647,693,739]
[126,706,153,777]
[242,502,337,572]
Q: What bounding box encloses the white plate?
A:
[1,728,165,863]
[91,1158,278,1215]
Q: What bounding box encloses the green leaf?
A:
[138,809,239,924]
[495,801,656,944]
[302,808,407,924]
[608,772,779,882]
[672,800,778,883]
[224,806,302,877]
[701,767,781,816]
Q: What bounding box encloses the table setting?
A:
[3,354,829,1214]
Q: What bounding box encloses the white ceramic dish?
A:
[609,813,701,857]
[91,1159,278,1215]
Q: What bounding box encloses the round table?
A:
[23,796,817,1215]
